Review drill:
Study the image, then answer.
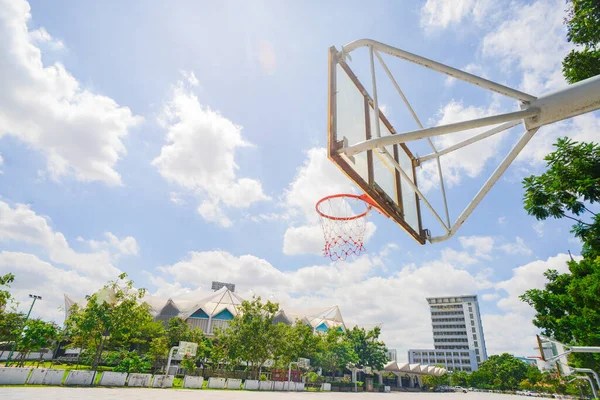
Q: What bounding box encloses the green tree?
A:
[314,328,358,379]
[473,354,530,390]
[562,0,600,83]
[217,296,280,379]
[166,317,206,347]
[275,322,320,368]
[344,326,388,371]
[522,138,600,254]
[15,319,60,365]
[0,273,26,344]
[521,138,600,372]
[64,273,163,369]
[450,370,469,387]
[422,371,447,388]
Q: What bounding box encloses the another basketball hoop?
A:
[315,193,384,261]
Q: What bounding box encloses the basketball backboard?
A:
[326,39,600,246]
[328,46,425,244]
[536,335,572,376]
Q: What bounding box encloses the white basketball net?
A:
[316,194,372,261]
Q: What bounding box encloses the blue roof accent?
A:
[315,323,328,332]
[337,326,343,332]
[213,308,235,320]
[190,308,209,319]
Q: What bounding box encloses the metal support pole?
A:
[166,346,178,376]
[288,362,298,392]
[5,294,41,366]
[573,368,600,392]
[369,45,381,139]
[570,376,598,399]
[430,128,539,243]
[343,108,539,157]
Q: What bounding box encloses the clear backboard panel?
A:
[328,47,425,244]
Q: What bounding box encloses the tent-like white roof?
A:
[382,361,442,376]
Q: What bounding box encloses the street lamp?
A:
[5,294,42,366]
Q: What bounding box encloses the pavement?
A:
[0,387,523,399]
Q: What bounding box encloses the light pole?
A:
[5,294,41,366]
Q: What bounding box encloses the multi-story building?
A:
[386,349,398,362]
[408,295,488,372]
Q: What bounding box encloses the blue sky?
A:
[1,0,598,360]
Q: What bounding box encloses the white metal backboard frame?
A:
[329,46,425,244]
[329,39,600,244]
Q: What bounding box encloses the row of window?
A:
[432,324,466,329]
[433,331,467,336]
[434,338,469,343]
[431,311,464,316]
[435,345,470,350]
[432,317,465,323]
[412,351,471,357]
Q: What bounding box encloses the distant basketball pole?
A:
[329,38,600,245]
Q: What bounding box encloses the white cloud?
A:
[499,236,532,256]
[84,232,139,256]
[154,246,493,359]
[0,200,120,279]
[0,0,142,185]
[459,235,495,259]
[420,0,493,29]
[498,216,506,224]
[0,251,106,322]
[484,253,577,356]
[29,27,64,51]
[0,153,3,174]
[496,253,573,313]
[152,73,269,227]
[482,0,572,94]
[441,248,478,266]
[481,292,499,302]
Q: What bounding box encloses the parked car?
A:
[453,386,467,393]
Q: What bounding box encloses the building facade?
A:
[408,295,488,372]
[408,349,477,372]
[386,349,398,362]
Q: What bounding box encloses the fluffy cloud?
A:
[499,236,532,256]
[0,251,105,322]
[81,232,139,256]
[459,235,495,259]
[0,0,142,185]
[484,253,576,356]
[154,247,493,358]
[153,73,269,227]
[481,0,572,94]
[420,0,493,29]
[0,200,121,279]
[480,0,600,167]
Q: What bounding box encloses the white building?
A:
[408,349,478,372]
[386,349,397,362]
[408,295,488,372]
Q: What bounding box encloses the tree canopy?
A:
[344,326,388,371]
[562,0,600,83]
[521,138,600,372]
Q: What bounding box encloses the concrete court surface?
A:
[0,388,523,400]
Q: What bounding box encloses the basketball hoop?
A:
[315,193,383,261]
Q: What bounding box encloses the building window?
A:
[471,320,475,326]
[472,327,476,333]
[476,356,481,363]
[475,349,480,355]
[470,313,474,319]
[473,334,477,340]
[469,306,473,312]
[474,341,478,347]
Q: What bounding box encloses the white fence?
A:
[0,367,306,392]
[0,351,53,361]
